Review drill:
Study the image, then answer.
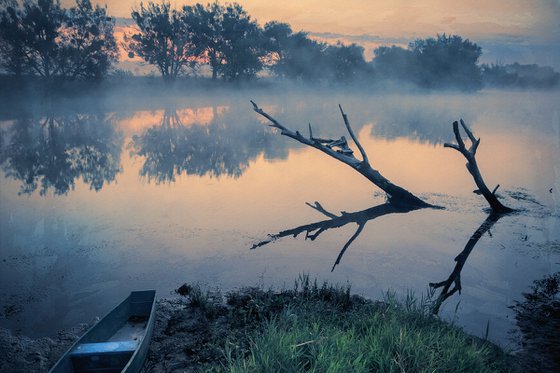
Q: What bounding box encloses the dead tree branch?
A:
[429,212,504,313]
[444,119,512,212]
[251,101,431,208]
[251,202,420,271]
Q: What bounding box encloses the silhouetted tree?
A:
[372,34,482,89]
[0,0,117,80]
[263,21,326,81]
[182,2,223,80]
[217,3,266,80]
[58,0,117,80]
[263,22,368,83]
[127,1,198,81]
[324,42,369,83]
[371,45,414,81]
[184,2,266,80]
[0,0,27,75]
[482,62,560,88]
[409,34,482,89]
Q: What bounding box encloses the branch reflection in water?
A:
[0,113,123,196]
[253,201,516,314]
[429,212,508,313]
[252,201,424,271]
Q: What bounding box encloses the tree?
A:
[263,21,326,81]
[324,42,368,83]
[217,3,266,80]
[371,45,414,81]
[409,34,482,89]
[0,0,27,75]
[127,1,198,81]
[0,0,65,78]
[58,0,118,80]
[182,2,223,80]
[184,2,267,81]
[0,0,117,80]
[482,62,560,88]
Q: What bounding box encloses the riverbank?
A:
[2,275,529,373]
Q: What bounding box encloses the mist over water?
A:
[0,86,559,349]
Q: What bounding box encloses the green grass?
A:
[163,275,516,372]
[199,275,515,373]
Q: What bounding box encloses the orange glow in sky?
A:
[62,0,559,41]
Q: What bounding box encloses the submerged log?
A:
[251,101,431,208]
[444,119,513,212]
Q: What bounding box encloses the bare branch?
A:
[452,121,467,154]
[339,104,369,164]
[459,119,478,145]
[251,100,362,167]
[445,119,512,213]
[306,227,327,240]
[443,143,461,152]
[251,101,431,208]
[250,100,288,132]
[492,184,500,195]
[305,201,338,219]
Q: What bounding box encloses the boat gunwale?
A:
[48,290,156,373]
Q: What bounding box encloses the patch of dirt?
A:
[0,323,89,373]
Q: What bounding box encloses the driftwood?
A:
[252,202,420,271]
[444,120,512,212]
[251,101,431,208]
[429,212,504,313]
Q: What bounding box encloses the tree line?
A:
[1,0,558,88]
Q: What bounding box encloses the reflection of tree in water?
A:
[371,108,475,145]
[429,212,505,313]
[0,114,123,196]
[130,106,286,183]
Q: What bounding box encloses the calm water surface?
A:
[0,89,558,348]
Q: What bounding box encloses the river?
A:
[0,87,558,349]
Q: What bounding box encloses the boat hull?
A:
[49,290,156,373]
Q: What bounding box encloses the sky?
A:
[62,0,560,67]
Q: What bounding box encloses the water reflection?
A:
[371,107,474,145]
[129,106,286,183]
[429,212,506,313]
[0,114,123,196]
[252,201,422,271]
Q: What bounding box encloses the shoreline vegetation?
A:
[1,275,543,373]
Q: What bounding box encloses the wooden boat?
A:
[49,290,156,373]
